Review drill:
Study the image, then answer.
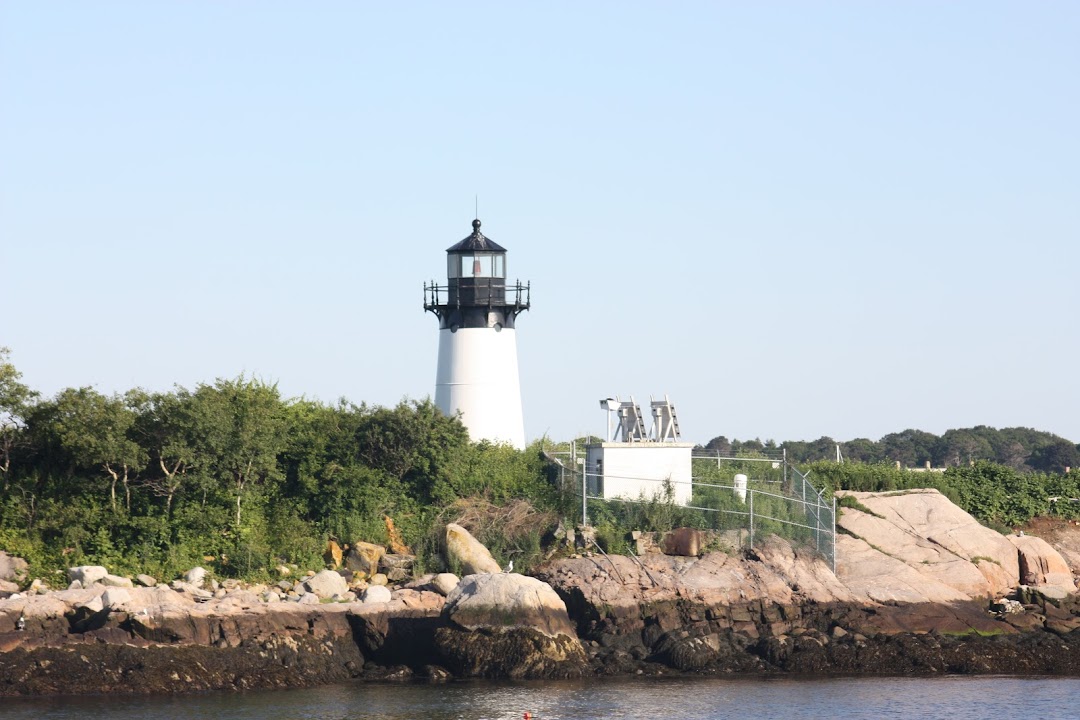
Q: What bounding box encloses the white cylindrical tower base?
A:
[435,327,525,449]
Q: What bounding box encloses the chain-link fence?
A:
[547,446,836,571]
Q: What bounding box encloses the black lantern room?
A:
[424,219,530,332]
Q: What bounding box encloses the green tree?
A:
[47,387,146,512]
[129,389,200,519]
[1029,438,1080,475]
[186,377,287,531]
[0,347,37,492]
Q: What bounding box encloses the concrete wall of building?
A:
[585,443,694,505]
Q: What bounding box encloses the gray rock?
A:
[0,578,20,595]
[28,578,48,594]
[432,573,460,596]
[262,590,280,603]
[101,587,131,610]
[184,566,207,587]
[0,552,29,583]
[101,574,134,588]
[379,553,415,571]
[79,596,105,613]
[172,580,213,600]
[443,573,577,638]
[362,585,392,604]
[305,569,349,599]
[298,592,321,605]
[68,565,108,586]
[135,574,157,587]
[67,579,83,590]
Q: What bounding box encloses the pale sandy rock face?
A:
[839,489,1020,596]
[835,534,971,604]
[754,536,856,604]
[837,505,993,598]
[443,573,576,639]
[1008,534,1077,591]
[445,523,502,575]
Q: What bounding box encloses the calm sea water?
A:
[4,676,1079,720]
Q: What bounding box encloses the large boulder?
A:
[435,573,586,678]
[431,573,460,596]
[183,567,207,588]
[101,587,131,610]
[837,489,1020,597]
[1008,534,1077,592]
[379,553,415,582]
[0,552,28,583]
[362,585,392,604]
[444,523,501,575]
[345,541,385,577]
[305,569,349,599]
[663,527,705,557]
[67,566,108,586]
[443,573,577,639]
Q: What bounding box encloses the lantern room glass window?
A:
[448,253,505,279]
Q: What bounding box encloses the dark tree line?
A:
[704,426,1080,474]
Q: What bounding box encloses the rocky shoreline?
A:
[6,571,1080,696]
[6,490,1080,695]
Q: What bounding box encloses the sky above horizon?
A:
[2,2,1077,445]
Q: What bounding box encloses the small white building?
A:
[585,396,694,506]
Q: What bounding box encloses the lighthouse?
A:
[424,219,530,448]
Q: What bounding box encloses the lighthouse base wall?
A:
[435,327,525,449]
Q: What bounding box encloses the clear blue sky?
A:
[2,2,1077,445]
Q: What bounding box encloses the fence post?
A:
[582,468,588,528]
[749,490,754,550]
[832,495,837,575]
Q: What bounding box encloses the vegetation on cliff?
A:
[2,345,1078,583]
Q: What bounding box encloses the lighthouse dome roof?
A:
[446,219,506,253]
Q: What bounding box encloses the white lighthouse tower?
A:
[424,219,531,448]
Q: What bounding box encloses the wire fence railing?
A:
[546,447,836,571]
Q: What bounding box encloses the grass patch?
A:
[940,627,1006,638]
[837,495,885,519]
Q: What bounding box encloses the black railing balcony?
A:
[424,281,531,313]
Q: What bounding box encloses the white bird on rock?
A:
[504,560,513,573]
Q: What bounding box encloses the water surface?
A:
[5,675,1078,720]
